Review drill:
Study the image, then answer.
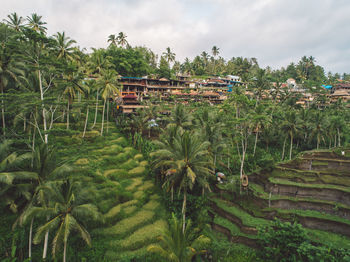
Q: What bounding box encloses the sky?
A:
[1,0,350,74]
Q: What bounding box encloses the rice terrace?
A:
[1,2,350,261]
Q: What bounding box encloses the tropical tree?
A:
[0,24,26,136]
[26,13,47,33]
[4,12,24,32]
[33,180,100,262]
[107,34,117,46]
[54,32,77,61]
[117,32,128,47]
[211,46,219,58]
[97,69,120,135]
[281,110,300,160]
[147,213,210,262]
[163,47,176,64]
[151,131,212,232]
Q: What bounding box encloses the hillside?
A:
[57,124,167,261]
[210,148,350,250]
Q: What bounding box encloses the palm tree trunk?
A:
[182,191,187,233]
[43,230,49,259]
[29,218,34,258]
[82,106,89,138]
[63,240,67,262]
[337,128,341,147]
[1,85,6,136]
[100,99,106,136]
[289,132,293,160]
[106,101,109,134]
[38,69,48,144]
[281,136,287,160]
[317,133,320,150]
[66,99,70,130]
[24,115,26,132]
[253,129,258,156]
[92,90,99,129]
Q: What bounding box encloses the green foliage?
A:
[258,219,350,262]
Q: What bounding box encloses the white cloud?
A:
[1,0,350,73]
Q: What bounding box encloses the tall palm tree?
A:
[281,110,300,160]
[147,213,210,262]
[151,131,212,232]
[98,69,121,135]
[167,103,192,130]
[18,144,72,260]
[26,13,47,33]
[107,34,117,46]
[163,47,176,64]
[33,180,100,262]
[0,24,26,136]
[211,46,219,58]
[54,32,77,61]
[117,32,128,47]
[4,12,24,32]
[309,110,327,150]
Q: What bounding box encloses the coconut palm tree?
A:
[151,131,212,232]
[18,143,72,260]
[33,180,100,262]
[167,103,192,130]
[163,47,176,64]
[54,32,77,61]
[0,24,26,136]
[281,110,300,160]
[107,34,117,46]
[26,13,47,33]
[4,12,24,32]
[97,69,121,135]
[211,46,219,58]
[147,213,210,262]
[117,32,128,47]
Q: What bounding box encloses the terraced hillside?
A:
[210,148,350,250]
[55,123,166,261]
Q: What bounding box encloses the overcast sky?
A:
[2,0,350,74]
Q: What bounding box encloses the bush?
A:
[49,128,80,136]
[139,160,148,167]
[143,200,160,211]
[114,137,129,147]
[75,158,89,165]
[104,169,128,180]
[126,178,143,191]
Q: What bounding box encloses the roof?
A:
[159,78,169,81]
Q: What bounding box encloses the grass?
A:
[213,216,258,239]
[212,198,270,228]
[269,177,350,193]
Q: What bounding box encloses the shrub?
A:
[95,145,123,155]
[104,169,128,180]
[124,146,137,156]
[124,205,137,215]
[113,152,129,163]
[133,190,144,199]
[128,166,146,177]
[104,204,122,220]
[83,130,100,141]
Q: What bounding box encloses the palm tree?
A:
[147,213,210,262]
[54,32,77,61]
[4,12,24,32]
[33,180,100,262]
[211,46,219,58]
[151,131,212,232]
[98,69,121,135]
[281,110,300,160]
[117,32,128,47]
[0,24,26,136]
[309,111,327,150]
[163,47,176,63]
[167,103,192,130]
[18,144,72,260]
[107,34,117,46]
[0,140,37,213]
[26,13,47,33]
[61,62,85,129]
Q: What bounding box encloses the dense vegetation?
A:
[1,12,350,261]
